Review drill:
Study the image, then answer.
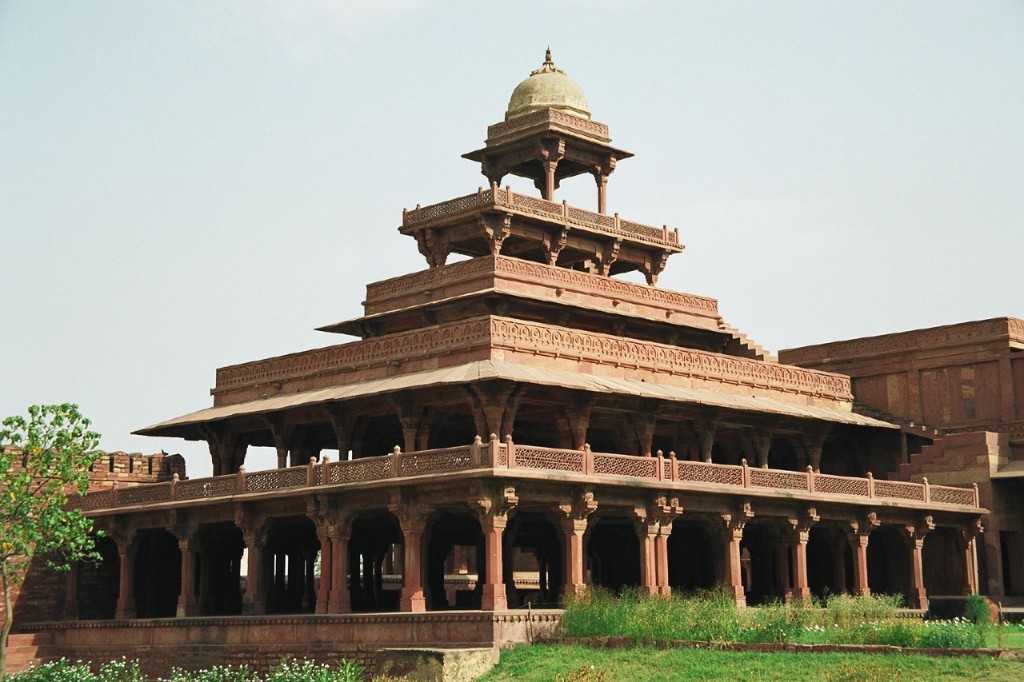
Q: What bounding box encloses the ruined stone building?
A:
[5,51,994,673]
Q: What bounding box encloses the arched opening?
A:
[586,515,640,592]
[807,526,852,598]
[133,529,181,618]
[769,439,801,471]
[196,522,245,615]
[424,510,483,610]
[667,521,716,593]
[264,516,319,614]
[512,404,566,448]
[77,535,118,620]
[923,527,965,596]
[740,522,787,605]
[505,512,562,608]
[426,409,477,449]
[868,525,910,604]
[357,414,404,457]
[350,511,403,612]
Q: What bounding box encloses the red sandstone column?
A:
[719,519,746,608]
[962,532,979,595]
[481,515,508,610]
[543,160,557,201]
[849,532,870,597]
[636,517,659,596]
[399,518,426,612]
[242,528,267,615]
[655,522,672,597]
[316,534,332,614]
[177,534,198,617]
[114,534,136,620]
[906,535,928,610]
[561,518,588,602]
[789,529,811,602]
[328,525,351,613]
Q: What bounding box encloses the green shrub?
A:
[820,594,901,628]
[918,622,984,649]
[964,594,992,626]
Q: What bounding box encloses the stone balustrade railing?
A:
[402,187,681,249]
[71,439,980,513]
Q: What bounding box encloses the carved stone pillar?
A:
[112,527,137,620]
[327,520,351,613]
[802,426,830,473]
[752,429,772,469]
[696,418,718,464]
[718,513,747,608]
[176,531,199,617]
[395,506,428,612]
[655,521,672,597]
[787,530,811,603]
[316,531,332,614]
[902,518,933,610]
[558,491,597,602]
[595,173,609,214]
[475,486,517,610]
[849,532,871,597]
[959,522,983,595]
[238,516,268,615]
[635,513,659,596]
[846,515,876,597]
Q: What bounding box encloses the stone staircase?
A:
[3,632,56,674]
[718,320,777,362]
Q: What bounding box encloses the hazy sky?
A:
[2,1,1021,477]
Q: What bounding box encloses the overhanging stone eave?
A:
[134,359,897,440]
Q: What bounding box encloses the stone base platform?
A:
[8,611,562,677]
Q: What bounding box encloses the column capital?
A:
[473,485,518,527]
[557,489,598,523]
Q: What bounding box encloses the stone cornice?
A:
[216,316,851,401]
[781,317,1024,367]
[362,256,719,319]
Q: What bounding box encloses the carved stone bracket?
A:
[199,423,247,476]
[479,213,512,257]
[415,228,451,269]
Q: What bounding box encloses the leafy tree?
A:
[0,404,102,676]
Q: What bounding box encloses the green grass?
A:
[481,644,1024,682]
[559,589,1023,650]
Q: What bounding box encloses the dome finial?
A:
[544,46,553,66]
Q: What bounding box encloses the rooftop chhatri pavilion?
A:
[5,50,988,676]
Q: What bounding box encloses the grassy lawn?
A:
[481,644,1024,682]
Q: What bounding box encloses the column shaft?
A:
[850,533,870,597]
[481,518,507,610]
[328,533,351,613]
[400,528,426,612]
[115,544,135,620]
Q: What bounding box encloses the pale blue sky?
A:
[2,1,1021,477]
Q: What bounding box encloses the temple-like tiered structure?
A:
[7,51,988,675]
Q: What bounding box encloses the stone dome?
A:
[505,48,591,121]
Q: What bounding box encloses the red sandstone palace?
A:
[5,50,1010,672]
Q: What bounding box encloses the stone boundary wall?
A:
[8,612,560,677]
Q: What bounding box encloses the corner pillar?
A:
[395,506,428,612]
[327,519,351,613]
[557,491,597,602]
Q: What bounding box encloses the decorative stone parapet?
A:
[69,441,981,515]
[401,187,681,250]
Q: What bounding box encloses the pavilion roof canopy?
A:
[135,360,897,439]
